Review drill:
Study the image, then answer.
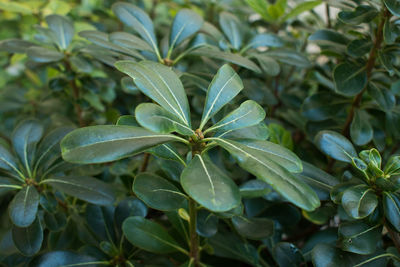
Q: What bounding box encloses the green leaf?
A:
[302,92,349,121]
[109,31,153,52]
[115,61,191,126]
[350,109,373,146]
[61,125,184,164]
[235,139,303,173]
[112,2,159,55]
[212,138,320,211]
[29,251,99,267]
[282,1,322,21]
[116,115,138,126]
[338,221,382,255]
[383,192,400,231]
[338,5,378,25]
[347,38,372,58]
[148,144,186,165]
[115,197,147,230]
[45,15,74,50]
[0,143,21,177]
[0,39,35,53]
[205,100,265,134]
[255,55,280,76]
[218,122,269,140]
[239,179,271,198]
[190,46,261,73]
[135,103,194,136]
[27,46,64,63]
[12,217,43,256]
[9,185,39,227]
[169,9,203,50]
[314,130,357,163]
[384,0,400,16]
[245,0,273,22]
[196,209,218,237]
[264,49,311,68]
[200,64,243,129]
[232,216,274,240]
[333,62,367,96]
[341,185,378,219]
[247,33,283,49]
[123,216,187,254]
[0,1,32,14]
[133,173,187,211]
[273,242,304,267]
[385,156,400,176]
[312,244,353,267]
[42,176,115,205]
[308,29,349,47]
[219,12,242,50]
[181,154,240,212]
[368,83,395,112]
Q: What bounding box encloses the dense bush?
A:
[0,0,400,266]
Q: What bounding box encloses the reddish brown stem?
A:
[342,8,389,137]
[139,153,150,172]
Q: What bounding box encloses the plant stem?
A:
[342,7,389,137]
[326,3,331,28]
[189,198,200,266]
[64,58,85,127]
[387,225,400,254]
[140,153,150,172]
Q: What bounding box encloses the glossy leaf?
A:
[350,109,373,146]
[273,242,304,267]
[314,130,357,163]
[384,0,400,16]
[341,185,378,219]
[133,173,187,211]
[61,125,183,164]
[196,209,218,237]
[115,61,191,126]
[181,154,240,212]
[212,138,320,211]
[27,46,64,63]
[239,179,271,198]
[114,197,147,230]
[170,9,203,49]
[338,221,382,254]
[12,217,43,256]
[9,185,39,227]
[205,100,265,134]
[135,103,194,136]
[232,216,274,240]
[383,192,400,231]
[200,64,243,129]
[122,216,186,254]
[333,62,367,96]
[42,176,115,205]
[338,5,378,25]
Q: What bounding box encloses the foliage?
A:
[0,0,400,266]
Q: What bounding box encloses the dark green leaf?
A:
[0,39,35,53]
[212,138,320,211]
[232,216,274,240]
[338,5,378,25]
[12,217,43,256]
[42,176,115,205]
[29,251,99,267]
[27,46,64,63]
[181,154,241,212]
[342,185,378,219]
[196,209,218,237]
[170,9,203,50]
[384,0,400,17]
[9,185,39,227]
[273,242,304,267]
[350,109,373,146]
[239,179,271,198]
[247,33,283,49]
[61,125,184,164]
[333,62,367,96]
[133,172,187,211]
[338,221,382,254]
[123,216,186,254]
[314,130,357,163]
[264,49,311,68]
[383,192,400,231]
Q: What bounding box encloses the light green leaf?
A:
[115,61,191,126]
[61,125,184,164]
[200,64,243,129]
[282,1,322,21]
[42,176,115,206]
[314,130,357,163]
[9,185,39,227]
[212,138,320,211]
[135,103,194,136]
[181,154,241,212]
[133,173,187,211]
[45,15,74,50]
[123,216,187,254]
[205,100,265,134]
